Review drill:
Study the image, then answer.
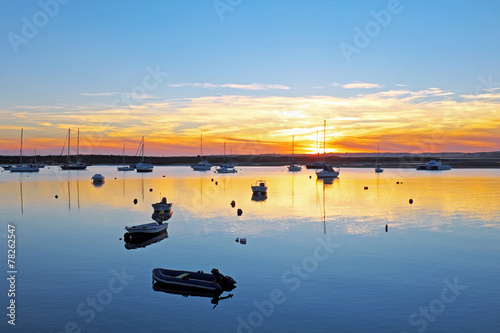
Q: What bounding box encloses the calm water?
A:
[1,166,499,332]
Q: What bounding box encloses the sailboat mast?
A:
[376,142,379,166]
[292,135,295,164]
[123,143,125,165]
[323,120,326,163]
[141,136,145,162]
[20,128,23,164]
[67,129,71,163]
[77,128,79,157]
[200,133,203,159]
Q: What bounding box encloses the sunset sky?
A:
[1,0,499,156]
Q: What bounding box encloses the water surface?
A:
[1,166,499,332]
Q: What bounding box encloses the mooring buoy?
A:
[237,208,243,216]
[133,199,138,204]
[409,199,413,204]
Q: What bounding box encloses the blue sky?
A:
[1,0,499,155]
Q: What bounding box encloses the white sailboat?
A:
[288,135,301,172]
[136,136,154,172]
[217,142,236,173]
[191,133,212,171]
[60,128,87,170]
[316,120,339,179]
[375,142,384,173]
[117,143,134,171]
[10,128,40,172]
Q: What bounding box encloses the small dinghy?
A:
[152,268,236,292]
[152,197,173,212]
[125,222,168,235]
[91,174,105,182]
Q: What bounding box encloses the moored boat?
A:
[91,174,104,183]
[416,160,451,170]
[125,222,168,234]
[316,165,340,178]
[251,180,267,195]
[152,197,173,213]
[152,268,236,292]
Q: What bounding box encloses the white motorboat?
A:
[60,129,87,170]
[136,136,154,172]
[315,120,340,179]
[125,222,168,234]
[416,160,451,170]
[251,180,267,195]
[10,129,39,173]
[91,174,104,183]
[192,134,212,171]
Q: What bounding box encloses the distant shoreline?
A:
[1,153,499,169]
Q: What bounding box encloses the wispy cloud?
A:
[332,82,382,89]
[168,83,291,90]
[81,92,153,98]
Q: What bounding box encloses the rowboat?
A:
[152,268,236,292]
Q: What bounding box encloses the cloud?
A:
[81,92,153,98]
[168,83,291,91]
[332,82,382,89]
[1,86,498,155]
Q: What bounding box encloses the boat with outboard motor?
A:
[125,221,168,234]
[152,268,236,292]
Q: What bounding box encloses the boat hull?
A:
[136,163,154,172]
[288,165,301,171]
[60,164,87,170]
[217,167,236,173]
[117,166,134,171]
[10,166,40,172]
[125,222,168,234]
[316,170,339,178]
[152,268,236,292]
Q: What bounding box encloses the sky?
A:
[0,0,499,156]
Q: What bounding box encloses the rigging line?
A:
[59,132,68,156]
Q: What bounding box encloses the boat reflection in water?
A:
[124,230,168,250]
[251,193,268,202]
[318,177,338,185]
[152,283,234,309]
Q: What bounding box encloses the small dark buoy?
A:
[401,182,403,184]
[215,181,218,185]
[55,195,58,199]
[133,199,138,204]
[237,208,243,216]
[309,176,312,179]
[150,188,153,192]
[385,225,388,232]
[114,177,117,179]
[364,186,368,190]
[396,181,399,184]
[211,178,214,182]
[163,175,165,177]
[240,238,247,244]
[230,200,236,208]
[409,199,413,204]
[235,238,239,243]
